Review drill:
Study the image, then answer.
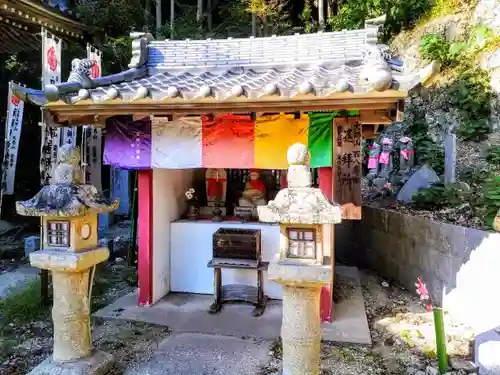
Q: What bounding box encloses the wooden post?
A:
[137,170,153,306]
[318,167,334,322]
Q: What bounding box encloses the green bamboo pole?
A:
[433,307,448,374]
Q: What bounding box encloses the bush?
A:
[420,34,452,65]
[458,119,491,141]
[412,182,471,208]
[486,146,500,166]
[483,176,500,228]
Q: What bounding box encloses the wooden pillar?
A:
[318,167,334,323]
[138,169,153,306]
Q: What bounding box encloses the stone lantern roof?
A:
[257,143,342,225]
[16,145,118,217]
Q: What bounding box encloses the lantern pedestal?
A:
[269,263,331,375]
[28,247,114,375]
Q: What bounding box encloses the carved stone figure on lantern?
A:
[239,169,267,218]
[373,137,394,189]
[205,168,227,206]
[15,144,118,375]
[366,141,381,181]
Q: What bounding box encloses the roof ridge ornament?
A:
[129,31,154,69]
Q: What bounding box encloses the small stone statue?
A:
[367,142,381,181]
[239,169,267,218]
[397,136,415,185]
[373,137,394,189]
[205,168,227,207]
[52,144,84,185]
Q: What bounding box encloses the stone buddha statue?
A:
[238,169,267,216]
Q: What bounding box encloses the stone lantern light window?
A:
[47,220,70,247]
[287,228,316,259]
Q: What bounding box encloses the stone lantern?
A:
[258,143,342,375]
[16,145,118,375]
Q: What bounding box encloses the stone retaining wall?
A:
[336,206,500,332]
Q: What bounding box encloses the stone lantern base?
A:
[28,350,114,375]
[269,262,332,375]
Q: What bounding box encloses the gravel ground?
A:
[259,270,476,375]
[0,264,476,375]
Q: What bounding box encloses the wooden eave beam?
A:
[0,0,89,36]
[47,96,403,123]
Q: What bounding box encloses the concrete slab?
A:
[475,327,500,375]
[28,350,114,375]
[94,266,371,345]
[124,333,270,375]
[0,266,39,299]
[322,266,372,345]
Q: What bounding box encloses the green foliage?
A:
[486,146,500,166]
[0,280,48,326]
[457,119,490,141]
[420,34,453,65]
[328,0,431,41]
[420,27,494,142]
[75,0,149,36]
[412,182,471,208]
[483,176,500,226]
[406,120,445,175]
[448,67,492,120]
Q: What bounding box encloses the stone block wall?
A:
[337,206,500,332]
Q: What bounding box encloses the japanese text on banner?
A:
[40,29,62,185]
[1,84,25,195]
[82,45,103,191]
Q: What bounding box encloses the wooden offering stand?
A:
[208,228,269,316]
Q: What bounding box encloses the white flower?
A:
[186,192,194,200]
[188,188,195,193]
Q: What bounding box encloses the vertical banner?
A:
[1,83,25,195]
[40,28,62,185]
[335,117,362,220]
[82,44,103,190]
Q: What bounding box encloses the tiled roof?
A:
[12,18,424,110]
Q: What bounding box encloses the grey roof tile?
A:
[12,25,425,107]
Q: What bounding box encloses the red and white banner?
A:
[40,28,62,185]
[82,44,103,190]
[1,83,25,195]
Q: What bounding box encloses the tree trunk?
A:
[252,13,257,36]
[156,0,162,38]
[318,0,324,29]
[170,0,174,39]
[197,0,203,32]
[145,0,151,31]
[207,0,212,32]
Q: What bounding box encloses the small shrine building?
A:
[13,17,428,322]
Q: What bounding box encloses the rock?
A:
[450,358,478,373]
[426,365,439,375]
[382,281,389,288]
[397,165,441,203]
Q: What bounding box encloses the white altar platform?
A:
[170,220,283,300]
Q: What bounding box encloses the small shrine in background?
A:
[16,145,118,375]
[258,143,342,375]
